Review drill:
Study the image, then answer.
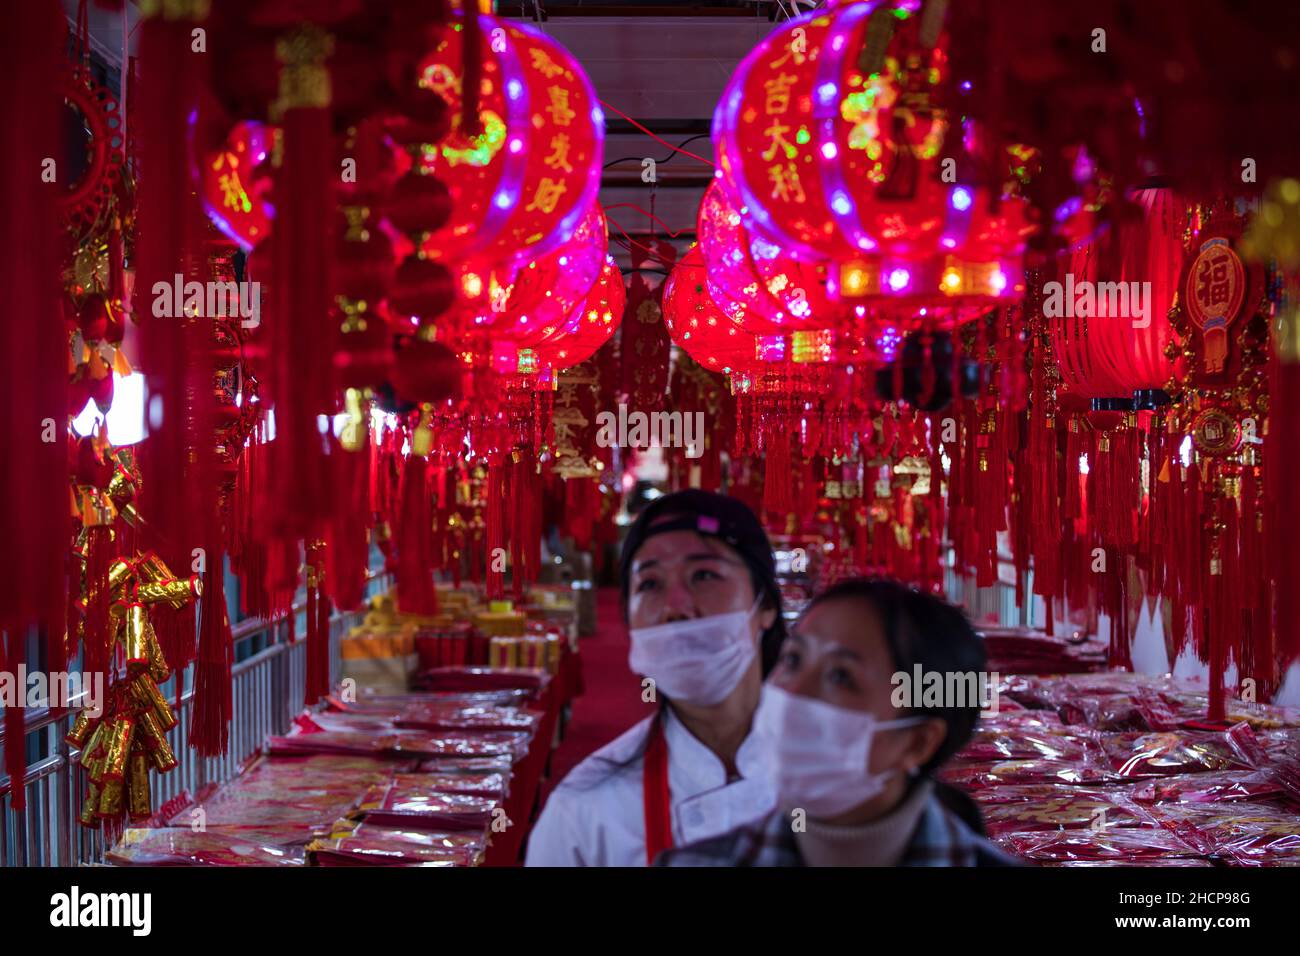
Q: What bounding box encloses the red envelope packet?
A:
[1100,730,1249,778]
[107,828,307,866]
[940,759,1114,790]
[974,786,1154,836]
[308,820,487,866]
[354,775,501,831]
[996,826,1203,863]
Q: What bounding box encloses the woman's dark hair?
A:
[800,577,987,776]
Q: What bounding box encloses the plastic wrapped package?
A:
[394,703,541,733]
[330,688,536,715]
[974,711,1065,733]
[1057,694,1146,731]
[1158,692,1300,731]
[414,667,550,694]
[1145,801,1300,865]
[939,758,1115,790]
[164,756,388,832]
[255,752,418,775]
[266,731,400,757]
[1043,857,1216,867]
[973,785,1155,836]
[267,729,529,759]
[958,728,1099,763]
[1100,730,1250,778]
[107,828,307,866]
[413,755,516,774]
[1129,770,1288,805]
[308,820,486,867]
[996,826,1205,863]
[400,771,508,798]
[353,775,501,830]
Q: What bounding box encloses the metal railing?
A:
[0,576,386,867]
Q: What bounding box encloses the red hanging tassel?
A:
[151,600,196,686]
[484,457,507,601]
[266,26,336,543]
[190,560,233,757]
[396,454,437,615]
[0,1,68,713]
[82,526,116,679]
[326,437,370,612]
[305,542,332,706]
[135,3,215,576]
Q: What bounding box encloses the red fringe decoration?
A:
[1271,359,1300,668]
[267,94,336,543]
[82,526,115,679]
[326,438,371,612]
[396,455,437,614]
[2,1,68,642]
[151,601,196,687]
[484,458,507,601]
[762,429,794,521]
[304,543,332,706]
[135,8,216,576]
[0,1,67,807]
[190,561,233,757]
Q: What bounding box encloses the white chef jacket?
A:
[524,700,776,867]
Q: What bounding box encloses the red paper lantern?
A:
[535,258,627,370]
[412,11,603,270]
[715,2,954,262]
[714,2,1035,321]
[1051,188,1186,400]
[697,182,848,334]
[663,244,759,375]
[454,202,607,352]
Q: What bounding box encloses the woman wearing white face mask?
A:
[658,577,1018,867]
[524,490,784,867]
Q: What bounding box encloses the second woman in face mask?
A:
[524,490,785,866]
[656,577,1018,867]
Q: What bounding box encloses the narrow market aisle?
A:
[539,588,654,801]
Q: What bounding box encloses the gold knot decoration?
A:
[271,25,335,120]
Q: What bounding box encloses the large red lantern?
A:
[714,1,1034,319]
[535,258,627,370]
[663,244,759,375]
[413,11,603,270]
[454,202,607,352]
[697,182,849,334]
[715,1,955,262]
[1051,188,1186,400]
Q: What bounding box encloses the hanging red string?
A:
[190,560,233,757]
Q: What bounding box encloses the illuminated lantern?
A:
[697,182,848,334]
[455,202,607,353]
[535,258,627,370]
[663,245,759,375]
[714,1,1034,318]
[413,10,603,270]
[1051,188,1186,401]
[715,2,954,261]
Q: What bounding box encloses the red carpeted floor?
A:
[540,588,655,802]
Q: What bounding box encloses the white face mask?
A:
[628,597,763,707]
[754,684,926,819]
